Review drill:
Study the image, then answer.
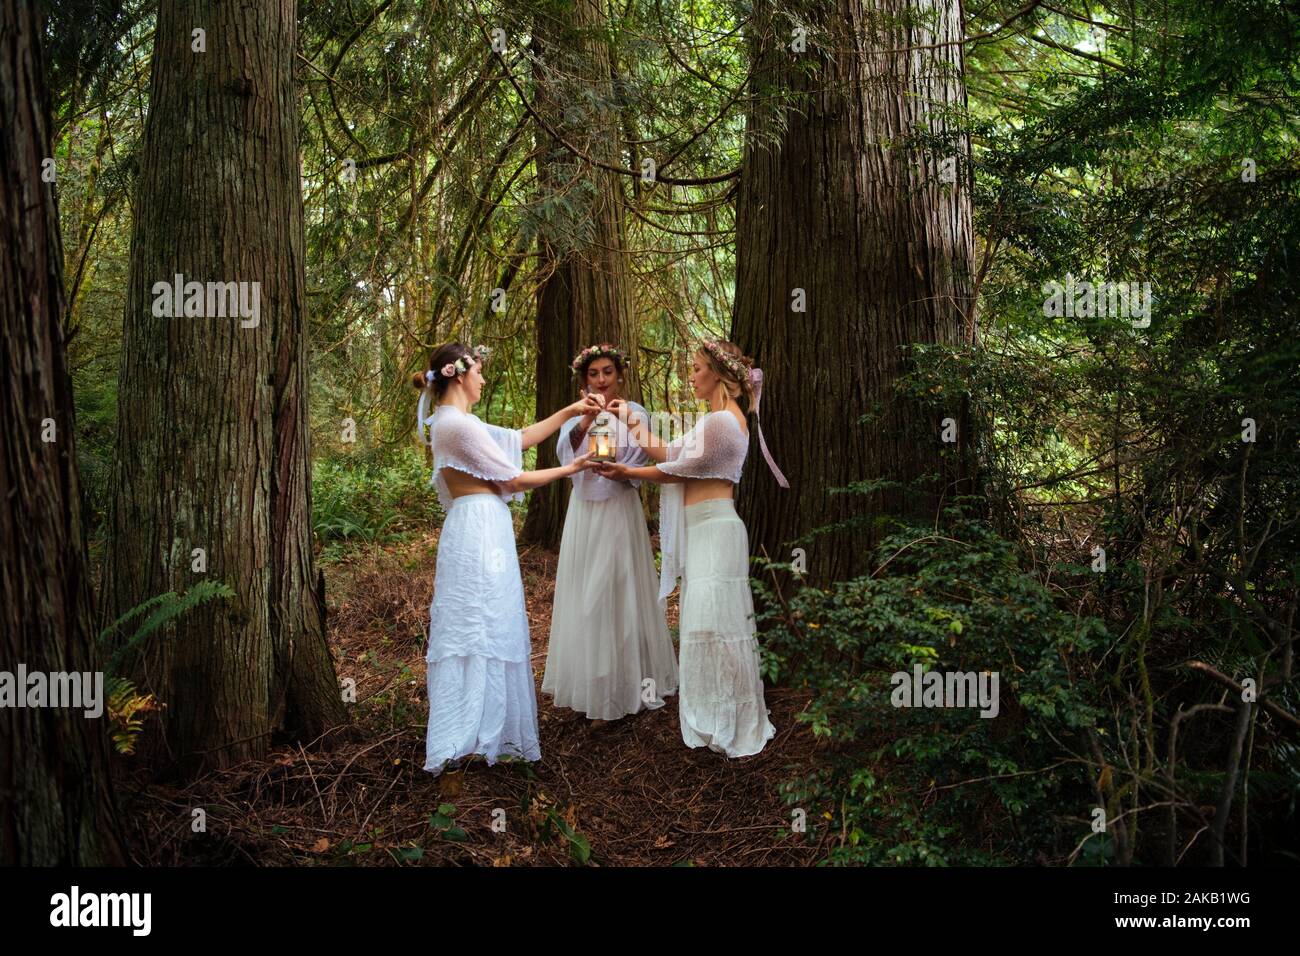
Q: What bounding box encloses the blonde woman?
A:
[597,341,788,757]
[543,344,678,723]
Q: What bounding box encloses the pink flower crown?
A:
[699,340,752,383]
[425,344,491,384]
[570,344,629,375]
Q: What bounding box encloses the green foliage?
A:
[957,0,1300,865]
[756,515,1107,865]
[98,580,236,674]
[97,581,236,754]
[312,447,442,549]
[429,803,469,843]
[538,806,593,865]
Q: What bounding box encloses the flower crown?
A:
[699,340,751,383]
[571,344,628,375]
[425,344,491,384]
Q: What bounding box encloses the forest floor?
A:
[120,516,830,866]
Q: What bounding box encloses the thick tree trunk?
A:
[102,0,346,774]
[731,0,975,582]
[0,0,127,864]
[521,0,640,550]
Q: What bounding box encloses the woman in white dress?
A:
[413,342,598,774]
[542,344,678,723]
[597,340,789,757]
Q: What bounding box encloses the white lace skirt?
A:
[678,498,775,757]
[424,493,540,774]
[542,486,678,719]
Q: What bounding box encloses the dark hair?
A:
[573,342,628,379]
[412,342,475,398]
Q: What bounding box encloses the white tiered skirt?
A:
[678,498,775,757]
[543,486,678,719]
[424,493,540,774]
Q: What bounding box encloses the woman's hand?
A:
[594,460,632,482]
[568,391,604,419]
[523,393,601,451]
[566,452,595,475]
[606,399,645,449]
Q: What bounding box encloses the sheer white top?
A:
[656,411,748,602]
[423,404,524,512]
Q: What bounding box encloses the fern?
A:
[96,581,235,754]
[98,579,236,675]
[104,676,158,754]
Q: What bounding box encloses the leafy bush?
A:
[756,514,1108,865]
[312,446,442,547]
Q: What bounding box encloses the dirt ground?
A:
[120,525,829,866]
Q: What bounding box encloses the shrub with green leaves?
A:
[312,446,442,546]
[756,515,1108,865]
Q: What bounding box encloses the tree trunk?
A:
[0,0,127,864]
[731,0,975,582]
[102,0,346,775]
[521,0,640,550]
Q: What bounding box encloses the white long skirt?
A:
[424,493,540,774]
[678,498,775,757]
[542,486,678,720]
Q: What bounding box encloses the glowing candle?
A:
[588,414,616,463]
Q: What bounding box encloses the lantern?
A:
[588,414,616,462]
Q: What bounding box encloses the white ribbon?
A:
[748,368,789,488]
[416,372,434,446]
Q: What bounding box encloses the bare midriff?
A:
[683,477,736,506]
[441,467,501,499]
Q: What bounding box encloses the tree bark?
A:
[102,0,346,775]
[0,0,127,864]
[731,0,975,581]
[521,0,640,550]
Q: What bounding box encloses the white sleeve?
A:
[658,483,685,605]
[555,415,590,496]
[556,416,579,468]
[657,412,747,480]
[478,418,524,474]
[619,402,651,485]
[433,413,523,485]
